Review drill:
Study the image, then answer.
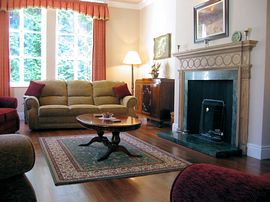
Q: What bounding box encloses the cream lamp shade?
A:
[123,51,142,65]
[123,51,141,95]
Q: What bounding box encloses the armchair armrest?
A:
[0,96,18,108]
[0,134,35,180]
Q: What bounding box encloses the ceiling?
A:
[109,0,143,4]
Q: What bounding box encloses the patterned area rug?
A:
[39,133,190,185]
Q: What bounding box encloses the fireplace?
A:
[172,40,257,155]
[183,69,237,146]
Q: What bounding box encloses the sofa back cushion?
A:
[93,80,124,105]
[38,80,67,105]
[67,80,94,105]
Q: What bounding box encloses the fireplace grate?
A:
[199,99,225,141]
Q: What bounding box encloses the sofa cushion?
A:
[69,105,99,115]
[67,80,94,105]
[24,81,45,97]
[39,105,71,117]
[39,80,67,105]
[93,80,124,105]
[98,104,128,115]
[113,83,131,98]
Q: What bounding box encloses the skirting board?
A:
[247,143,270,160]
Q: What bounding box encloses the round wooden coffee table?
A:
[76,114,142,161]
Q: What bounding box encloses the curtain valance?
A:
[0,0,109,20]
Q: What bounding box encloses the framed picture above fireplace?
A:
[194,0,229,43]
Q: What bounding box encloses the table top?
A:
[76,114,141,132]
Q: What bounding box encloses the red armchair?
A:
[170,164,270,202]
[0,96,20,134]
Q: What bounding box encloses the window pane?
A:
[78,14,92,34]
[24,33,41,57]
[24,59,41,81]
[10,58,20,82]
[57,60,74,80]
[58,35,74,57]
[78,36,92,58]
[78,60,91,80]
[24,8,41,32]
[9,10,20,29]
[9,32,20,56]
[58,10,74,34]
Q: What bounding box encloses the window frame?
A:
[9,8,47,87]
[55,9,93,81]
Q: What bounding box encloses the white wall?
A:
[138,0,177,79]
[175,0,269,159]
[106,7,140,91]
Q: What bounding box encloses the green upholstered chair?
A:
[0,134,36,202]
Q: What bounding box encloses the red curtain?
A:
[0,0,109,20]
[92,19,106,81]
[0,0,109,93]
[0,10,10,96]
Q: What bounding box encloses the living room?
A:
[1,0,270,201]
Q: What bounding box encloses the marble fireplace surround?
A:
[173,40,257,154]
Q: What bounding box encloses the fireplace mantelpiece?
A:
[173,40,257,154]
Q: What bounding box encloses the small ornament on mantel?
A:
[244,28,252,41]
[177,45,181,52]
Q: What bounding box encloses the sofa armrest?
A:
[25,96,40,110]
[25,96,40,130]
[120,96,137,108]
[0,134,35,180]
[120,96,137,117]
[0,96,18,108]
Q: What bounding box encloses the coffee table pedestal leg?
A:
[98,131,141,161]
[79,131,106,146]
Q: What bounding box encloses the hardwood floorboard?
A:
[18,118,270,202]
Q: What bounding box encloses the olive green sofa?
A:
[25,80,137,130]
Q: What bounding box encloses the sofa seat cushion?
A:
[0,108,18,122]
[39,105,71,117]
[98,104,127,115]
[69,105,99,115]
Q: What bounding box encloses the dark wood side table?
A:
[76,114,142,161]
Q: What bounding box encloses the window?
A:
[9,8,46,86]
[56,10,93,81]
[9,8,93,86]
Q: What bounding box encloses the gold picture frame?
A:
[153,33,171,60]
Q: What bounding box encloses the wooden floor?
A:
[20,118,270,202]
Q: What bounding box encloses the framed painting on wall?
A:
[194,0,229,43]
[153,33,171,60]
